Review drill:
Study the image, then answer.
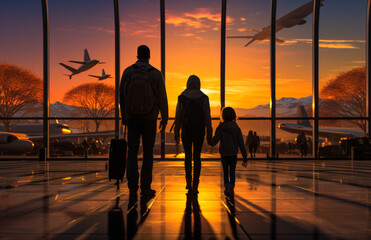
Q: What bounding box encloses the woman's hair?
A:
[221,107,237,122]
[248,130,253,135]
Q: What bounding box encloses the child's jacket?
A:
[210,121,247,158]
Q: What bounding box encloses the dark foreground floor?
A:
[0,160,369,240]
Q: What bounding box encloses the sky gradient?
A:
[0,0,367,118]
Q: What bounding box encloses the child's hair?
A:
[221,107,237,122]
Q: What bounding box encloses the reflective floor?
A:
[0,160,369,240]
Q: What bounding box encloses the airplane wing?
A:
[69,61,85,64]
[28,131,116,141]
[59,63,76,73]
[276,0,324,28]
[227,36,254,39]
[88,75,101,78]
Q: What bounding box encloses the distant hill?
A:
[15,96,313,118]
[234,96,312,117]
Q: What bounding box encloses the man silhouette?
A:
[120,45,168,197]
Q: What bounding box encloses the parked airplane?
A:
[0,122,115,154]
[228,0,325,47]
[0,122,71,136]
[89,69,112,81]
[278,105,365,144]
[60,49,105,79]
[0,132,34,153]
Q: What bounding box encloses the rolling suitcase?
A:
[109,126,127,189]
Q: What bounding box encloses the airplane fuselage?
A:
[97,75,111,81]
[0,123,71,136]
[278,123,365,143]
[75,60,99,74]
[0,132,34,153]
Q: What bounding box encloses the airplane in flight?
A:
[89,69,112,81]
[278,105,365,144]
[228,0,325,47]
[60,49,105,79]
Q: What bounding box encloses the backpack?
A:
[124,64,156,115]
[179,95,206,136]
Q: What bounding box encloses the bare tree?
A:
[320,66,366,132]
[63,82,115,132]
[0,63,42,131]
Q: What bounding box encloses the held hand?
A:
[207,138,212,146]
[159,122,167,132]
[174,133,180,144]
[121,118,127,126]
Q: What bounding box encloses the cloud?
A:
[237,28,247,32]
[166,8,234,30]
[179,33,195,37]
[279,38,364,49]
[240,17,246,21]
[119,21,159,38]
[351,60,365,64]
[319,43,359,49]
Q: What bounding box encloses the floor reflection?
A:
[179,194,216,239]
[0,160,369,239]
[108,197,124,240]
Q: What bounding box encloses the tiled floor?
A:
[0,160,369,239]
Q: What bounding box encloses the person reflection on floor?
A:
[126,194,155,240]
[108,197,125,240]
[127,196,138,240]
[178,195,216,239]
[225,196,239,240]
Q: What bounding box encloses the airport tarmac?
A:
[0,160,369,239]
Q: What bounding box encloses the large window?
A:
[0,0,370,160]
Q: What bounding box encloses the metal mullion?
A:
[313,0,320,159]
[221,0,226,109]
[114,0,120,139]
[270,0,277,159]
[161,0,165,160]
[367,0,371,135]
[41,0,49,161]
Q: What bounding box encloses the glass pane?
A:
[319,120,366,159]
[226,0,271,117]
[166,0,221,118]
[0,0,43,158]
[276,119,313,158]
[49,0,115,117]
[120,0,160,70]
[50,120,115,159]
[276,0,313,117]
[239,120,271,158]
[0,119,42,159]
[319,0,367,118]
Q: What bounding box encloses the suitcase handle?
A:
[123,125,127,141]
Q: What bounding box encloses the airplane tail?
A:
[102,69,106,75]
[63,74,72,79]
[84,48,90,62]
[297,104,311,127]
[60,63,77,74]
